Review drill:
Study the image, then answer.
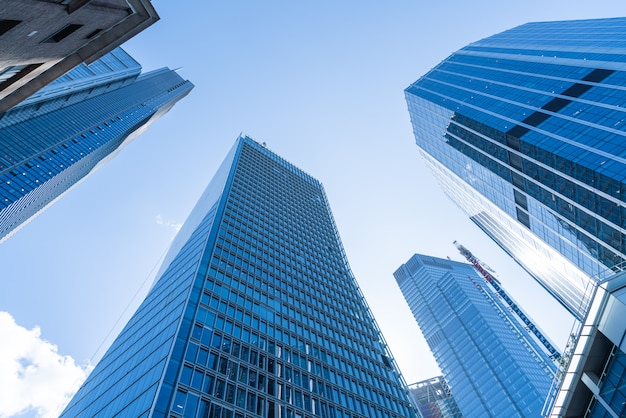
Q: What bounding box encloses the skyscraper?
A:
[404,17,626,321]
[394,254,556,417]
[0,47,193,242]
[408,376,462,418]
[549,270,626,416]
[61,136,417,417]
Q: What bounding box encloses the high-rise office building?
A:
[61,136,417,417]
[394,254,556,417]
[0,47,193,242]
[405,17,626,321]
[408,376,462,418]
[0,0,159,112]
[549,270,626,416]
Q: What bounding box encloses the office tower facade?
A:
[405,17,626,321]
[394,254,556,417]
[550,271,626,417]
[0,0,159,112]
[0,47,193,242]
[408,376,463,418]
[62,136,417,417]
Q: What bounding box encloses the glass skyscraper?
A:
[408,376,462,418]
[61,136,417,417]
[0,47,193,242]
[549,271,626,416]
[394,254,556,417]
[405,17,626,321]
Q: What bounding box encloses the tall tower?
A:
[394,254,556,417]
[404,17,626,320]
[61,136,417,417]
[408,376,463,418]
[0,47,193,242]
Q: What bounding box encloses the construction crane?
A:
[454,241,562,362]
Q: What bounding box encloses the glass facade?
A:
[395,254,556,417]
[61,136,417,418]
[405,17,626,321]
[408,376,463,418]
[588,345,626,417]
[0,47,193,242]
[548,272,626,416]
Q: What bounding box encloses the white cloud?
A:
[156,214,182,233]
[0,312,92,418]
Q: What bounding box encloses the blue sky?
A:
[0,1,624,416]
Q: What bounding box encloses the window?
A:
[84,28,102,39]
[42,24,83,43]
[67,0,93,14]
[0,64,42,92]
[513,189,528,210]
[0,20,20,36]
[516,208,531,228]
[0,65,27,84]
